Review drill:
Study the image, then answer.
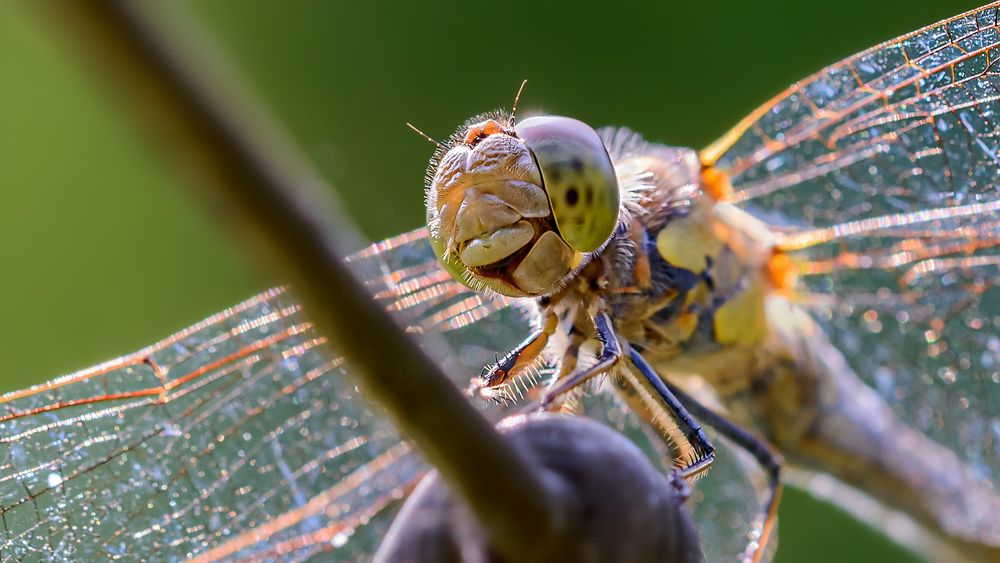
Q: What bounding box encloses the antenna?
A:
[406,122,445,149]
[511,79,528,122]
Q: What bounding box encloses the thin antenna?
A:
[511,79,528,122]
[406,122,445,149]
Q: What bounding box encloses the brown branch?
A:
[28,1,570,560]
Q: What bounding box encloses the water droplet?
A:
[47,473,63,487]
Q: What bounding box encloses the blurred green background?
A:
[0,1,984,561]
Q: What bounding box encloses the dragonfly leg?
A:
[545,325,588,414]
[517,313,622,414]
[474,312,558,403]
[625,347,783,563]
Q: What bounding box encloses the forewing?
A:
[705,3,1000,221]
[705,4,1000,484]
[0,228,530,562]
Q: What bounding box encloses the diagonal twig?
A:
[29,1,570,560]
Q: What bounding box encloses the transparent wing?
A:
[0,228,530,562]
[578,386,773,562]
[0,225,775,561]
[704,4,1000,484]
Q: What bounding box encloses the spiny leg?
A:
[489,310,783,562]
[517,314,711,475]
[530,313,621,413]
[473,312,558,404]
[548,324,588,415]
[475,310,617,412]
[608,357,715,482]
[505,313,623,415]
[627,347,783,563]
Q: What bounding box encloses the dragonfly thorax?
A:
[425,114,621,297]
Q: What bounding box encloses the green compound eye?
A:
[515,116,620,253]
[427,228,474,288]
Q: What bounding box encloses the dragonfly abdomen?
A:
[753,300,1000,561]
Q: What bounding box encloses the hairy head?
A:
[424,111,620,297]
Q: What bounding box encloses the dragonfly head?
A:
[425,113,620,297]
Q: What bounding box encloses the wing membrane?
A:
[704,4,1000,488]
[706,3,1000,223]
[0,229,527,561]
[0,225,778,560]
[577,387,772,562]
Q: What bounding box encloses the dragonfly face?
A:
[426,114,620,297]
[3,3,1000,562]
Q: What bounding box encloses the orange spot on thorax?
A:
[700,166,733,202]
[765,249,798,293]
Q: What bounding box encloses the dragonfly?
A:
[2,2,1000,561]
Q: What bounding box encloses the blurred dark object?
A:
[376,415,700,563]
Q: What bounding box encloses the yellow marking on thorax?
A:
[713,276,767,346]
[651,195,788,350]
[675,283,708,344]
[707,204,787,347]
[655,211,723,274]
[676,310,700,342]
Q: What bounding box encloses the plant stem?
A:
[29,2,569,560]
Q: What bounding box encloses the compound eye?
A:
[427,226,473,289]
[515,116,619,253]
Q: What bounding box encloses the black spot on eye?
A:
[566,186,579,206]
[570,157,583,172]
